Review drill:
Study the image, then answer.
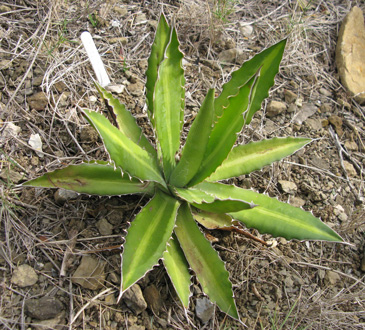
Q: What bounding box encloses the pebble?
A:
[239,24,254,37]
[325,270,341,285]
[113,6,127,16]
[108,37,127,45]
[11,264,38,287]
[107,84,125,94]
[71,256,106,290]
[28,91,48,110]
[31,311,66,330]
[196,297,214,323]
[143,284,162,314]
[80,126,99,143]
[96,218,113,236]
[306,118,322,131]
[25,296,64,320]
[319,87,332,97]
[54,188,79,205]
[123,284,147,315]
[266,100,287,117]
[0,169,24,183]
[344,141,358,151]
[218,48,245,63]
[128,81,144,97]
[28,133,44,158]
[292,103,317,124]
[135,13,147,25]
[284,90,297,103]
[278,180,297,194]
[343,161,357,177]
[328,115,343,136]
[289,196,305,208]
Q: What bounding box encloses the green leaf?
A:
[82,109,166,188]
[22,161,154,196]
[120,190,180,293]
[169,89,215,187]
[215,39,286,125]
[208,137,311,181]
[192,210,234,230]
[154,26,185,179]
[145,13,170,125]
[175,203,239,320]
[173,186,252,213]
[163,234,191,308]
[196,182,343,242]
[188,72,259,186]
[96,84,157,157]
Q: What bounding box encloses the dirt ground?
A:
[1,0,365,329]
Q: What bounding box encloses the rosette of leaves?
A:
[23,14,342,322]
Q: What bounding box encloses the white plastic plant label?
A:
[81,31,111,87]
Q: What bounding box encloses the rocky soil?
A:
[1,1,365,329]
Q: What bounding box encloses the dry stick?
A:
[3,6,52,114]
[59,227,78,278]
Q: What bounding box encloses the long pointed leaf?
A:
[22,161,154,196]
[174,203,239,320]
[196,182,343,242]
[120,190,180,293]
[163,234,191,308]
[215,39,286,125]
[82,109,166,188]
[208,137,311,182]
[188,72,259,186]
[154,26,185,179]
[169,89,215,187]
[192,210,234,229]
[145,13,170,125]
[96,84,157,157]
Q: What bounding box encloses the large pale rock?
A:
[336,7,365,104]
[71,256,106,290]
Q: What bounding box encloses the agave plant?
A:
[23,14,342,321]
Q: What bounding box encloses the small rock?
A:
[338,98,351,109]
[80,126,99,143]
[343,161,357,177]
[105,293,117,306]
[218,48,244,63]
[135,13,147,24]
[54,188,79,205]
[328,115,343,136]
[306,118,322,131]
[72,256,106,290]
[284,90,297,103]
[28,92,48,110]
[11,264,38,287]
[292,103,317,125]
[361,251,365,272]
[325,270,341,285]
[25,296,64,320]
[266,100,287,117]
[344,141,358,151]
[289,196,305,208]
[278,180,297,194]
[0,169,24,183]
[295,98,303,107]
[1,122,21,141]
[143,284,162,314]
[336,6,365,104]
[114,6,127,16]
[239,24,254,37]
[107,84,125,94]
[287,103,297,113]
[319,88,332,97]
[0,5,11,13]
[108,37,127,45]
[128,81,144,97]
[54,81,67,93]
[96,218,113,236]
[31,311,66,330]
[129,326,145,330]
[196,297,214,323]
[28,133,44,158]
[123,284,147,315]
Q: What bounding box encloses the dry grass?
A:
[1,0,364,329]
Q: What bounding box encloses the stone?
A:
[128,81,144,97]
[31,311,66,330]
[54,188,79,205]
[80,126,99,143]
[123,284,147,315]
[319,88,332,97]
[107,84,125,94]
[266,100,287,117]
[143,284,162,314]
[343,161,357,177]
[0,169,24,183]
[328,115,343,136]
[129,326,145,330]
[11,264,38,287]
[196,297,214,323]
[292,103,317,125]
[105,293,117,306]
[289,196,305,208]
[71,256,106,290]
[325,270,341,285]
[114,6,128,16]
[28,92,48,110]
[25,296,64,320]
[28,133,44,158]
[278,180,297,194]
[239,24,253,37]
[96,218,113,236]
[345,141,358,151]
[284,90,297,103]
[108,37,127,45]
[0,5,11,13]
[306,118,322,131]
[336,6,365,104]
[135,13,147,24]
[218,48,244,63]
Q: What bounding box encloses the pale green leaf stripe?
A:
[163,234,191,308]
[175,203,239,320]
[82,110,165,187]
[22,161,155,196]
[192,210,234,230]
[145,13,170,125]
[121,191,180,292]
[154,26,185,179]
[173,186,215,204]
[188,75,257,186]
[96,84,157,158]
[169,89,215,187]
[208,137,311,182]
[215,39,286,125]
[196,182,342,242]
